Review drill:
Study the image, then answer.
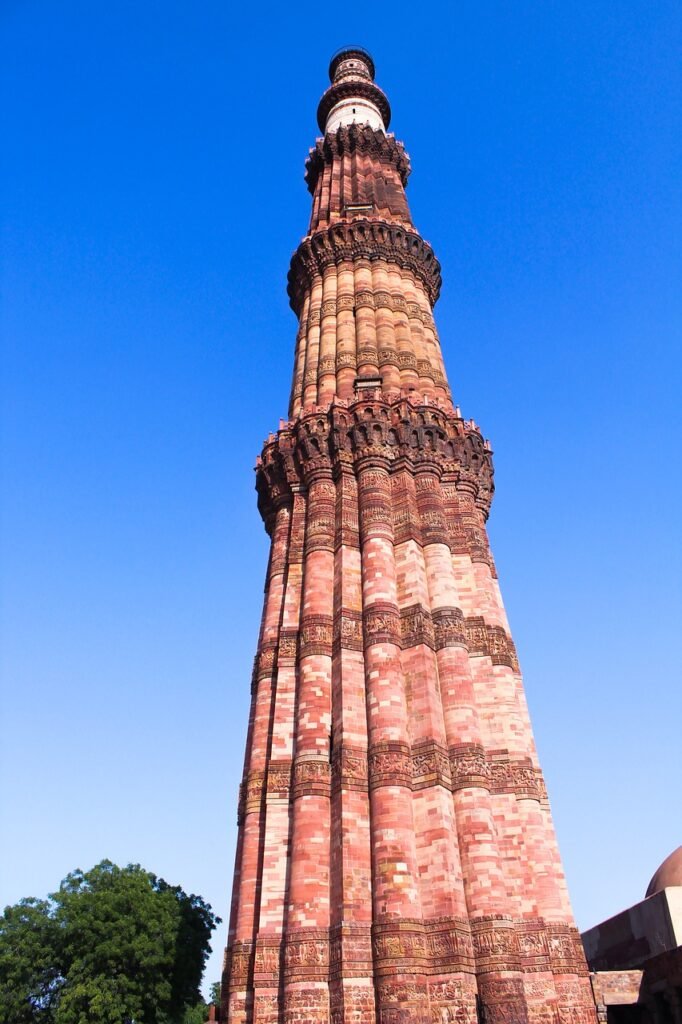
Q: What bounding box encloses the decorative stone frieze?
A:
[330,744,368,793]
[277,629,298,664]
[255,640,278,678]
[283,929,330,981]
[377,346,400,368]
[239,768,266,817]
[516,921,551,973]
[411,741,451,790]
[464,616,518,669]
[226,940,253,987]
[372,919,427,969]
[400,603,435,650]
[253,940,281,983]
[288,220,441,315]
[432,606,467,649]
[224,46,598,1024]
[488,753,541,800]
[425,918,476,972]
[546,924,589,975]
[332,608,363,653]
[450,743,492,791]
[291,758,332,799]
[397,350,418,371]
[265,760,292,797]
[299,615,334,658]
[305,123,411,193]
[362,602,401,648]
[367,740,412,789]
[471,916,522,973]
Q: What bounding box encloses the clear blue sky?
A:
[2,0,681,995]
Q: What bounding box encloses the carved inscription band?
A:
[299,615,333,658]
[450,745,544,800]
[226,920,586,986]
[299,289,435,325]
[239,744,545,814]
[254,609,517,677]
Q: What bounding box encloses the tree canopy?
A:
[0,861,220,1024]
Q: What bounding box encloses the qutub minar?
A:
[220,48,598,1024]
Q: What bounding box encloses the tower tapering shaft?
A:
[221,49,597,1024]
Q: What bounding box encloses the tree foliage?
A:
[0,861,220,1024]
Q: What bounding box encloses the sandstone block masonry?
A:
[220,47,598,1024]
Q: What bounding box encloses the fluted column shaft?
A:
[356,457,429,1023]
[223,46,597,1024]
[329,464,375,1024]
[283,475,335,1023]
[226,501,292,1024]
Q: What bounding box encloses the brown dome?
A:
[645,846,682,898]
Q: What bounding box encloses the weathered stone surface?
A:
[221,48,597,1024]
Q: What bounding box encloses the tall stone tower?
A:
[221,48,597,1024]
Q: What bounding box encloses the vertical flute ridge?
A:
[221,48,597,1024]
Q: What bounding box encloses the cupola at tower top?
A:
[317,45,391,134]
[328,46,375,82]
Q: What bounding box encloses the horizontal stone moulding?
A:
[362,601,401,647]
[255,394,494,527]
[316,76,391,133]
[291,759,332,799]
[250,609,518,684]
[238,744,546,820]
[299,614,334,657]
[449,745,544,799]
[287,219,441,314]
[305,123,411,193]
[224,919,587,990]
[299,288,433,323]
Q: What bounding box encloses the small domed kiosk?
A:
[582,846,682,1020]
[646,845,682,898]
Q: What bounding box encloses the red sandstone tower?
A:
[221,48,597,1024]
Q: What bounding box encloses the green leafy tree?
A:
[0,899,63,1023]
[180,1004,207,1024]
[0,861,220,1024]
